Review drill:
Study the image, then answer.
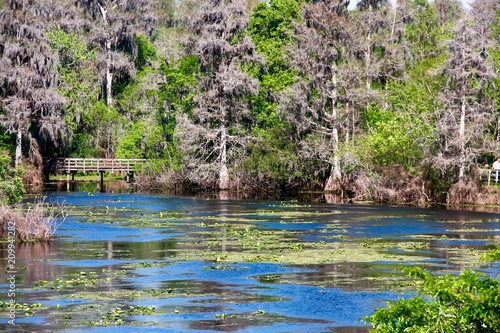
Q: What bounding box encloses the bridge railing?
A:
[45,158,147,174]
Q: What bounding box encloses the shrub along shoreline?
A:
[0,200,66,242]
[1,152,66,242]
[365,251,500,333]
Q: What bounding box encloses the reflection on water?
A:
[0,242,67,285]
[43,180,338,202]
[44,180,135,193]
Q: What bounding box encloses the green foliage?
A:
[246,0,303,138]
[362,104,433,168]
[69,133,99,158]
[71,101,124,157]
[480,246,500,263]
[365,267,500,333]
[0,152,25,204]
[47,27,100,154]
[46,28,96,70]
[116,122,146,158]
[250,92,281,129]
[0,130,15,155]
[248,0,303,91]
[143,153,181,173]
[158,55,198,139]
[244,128,301,183]
[116,120,164,159]
[135,34,157,70]
[363,54,442,169]
[115,67,158,117]
[243,126,322,188]
[489,11,500,129]
[403,0,443,63]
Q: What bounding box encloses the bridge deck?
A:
[45,158,147,174]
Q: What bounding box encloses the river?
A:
[1,184,500,332]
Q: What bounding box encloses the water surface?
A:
[1,191,499,332]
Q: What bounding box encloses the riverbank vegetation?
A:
[1,151,66,241]
[2,0,500,204]
[0,200,66,242]
[365,256,500,333]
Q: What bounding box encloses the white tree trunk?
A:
[365,31,372,90]
[15,128,22,168]
[458,98,466,179]
[458,26,468,180]
[219,125,230,190]
[99,4,113,107]
[325,69,342,192]
[105,40,113,106]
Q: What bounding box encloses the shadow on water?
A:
[2,189,500,332]
[43,180,345,203]
[43,180,135,193]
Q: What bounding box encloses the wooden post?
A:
[66,172,70,191]
[99,171,105,193]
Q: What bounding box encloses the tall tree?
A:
[353,0,440,171]
[281,0,351,191]
[0,0,66,166]
[346,0,404,147]
[433,0,463,27]
[488,6,500,142]
[433,11,496,179]
[46,27,100,156]
[243,0,307,188]
[75,0,157,106]
[177,0,260,189]
[403,0,444,63]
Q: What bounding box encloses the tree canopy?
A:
[1,0,500,202]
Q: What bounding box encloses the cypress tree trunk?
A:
[458,97,466,179]
[105,40,113,106]
[325,69,341,192]
[219,125,230,190]
[15,128,22,168]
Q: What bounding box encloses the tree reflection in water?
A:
[6,242,67,285]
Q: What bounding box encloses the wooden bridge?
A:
[44,158,147,189]
[45,158,147,174]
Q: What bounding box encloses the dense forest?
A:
[1,0,500,204]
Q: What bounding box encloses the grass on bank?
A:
[0,198,67,242]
